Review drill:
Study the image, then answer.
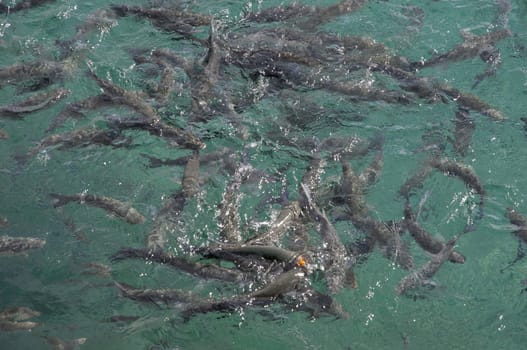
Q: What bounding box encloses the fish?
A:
[111,247,248,283]
[398,163,434,201]
[296,0,366,31]
[0,320,39,331]
[110,4,210,44]
[300,183,347,294]
[438,84,506,121]
[412,28,511,69]
[202,244,303,265]
[0,0,57,14]
[428,157,485,217]
[0,128,8,139]
[0,60,65,86]
[114,282,202,305]
[448,107,475,157]
[352,216,415,270]
[0,306,40,331]
[45,336,86,350]
[86,69,160,122]
[395,236,458,295]
[0,88,69,116]
[217,163,252,243]
[146,191,186,252]
[154,66,176,106]
[181,151,200,198]
[49,193,145,225]
[503,207,527,270]
[18,126,131,163]
[403,203,466,264]
[182,268,307,321]
[106,115,205,150]
[245,200,302,245]
[143,147,232,168]
[0,235,46,255]
[0,306,40,321]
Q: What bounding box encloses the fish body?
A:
[111,247,247,282]
[415,29,511,68]
[300,183,347,294]
[115,282,201,305]
[0,88,69,116]
[50,193,145,224]
[404,205,465,264]
[0,235,46,255]
[246,200,302,245]
[182,151,200,198]
[396,236,458,295]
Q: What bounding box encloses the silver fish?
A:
[50,193,145,225]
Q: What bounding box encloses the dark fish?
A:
[19,126,131,163]
[50,193,145,225]
[438,84,505,120]
[505,207,527,243]
[398,163,434,201]
[217,164,252,243]
[182,268,306,321]
[395,236,458,295]
[107,315,140,323]
[249,268,307,298]
[114,282,201,305]
[0,60,64,86]
[296,0,366,31]
[412,28,511,68]
[352,216,415,270]
[0,88,69,116]
[143,147,232,168]
[0,0,56,14]
[182,151,200,198]
[0,235,46,255]
[107,115,205,150]
[146,191,186,252]
[300,183,347,294]
[86,69,160,122]
[403,203,466,264]
[110,4,210,43]
[448,107,475,157]
[111,247,247,283]
[202,244,302,265]
[428,157,485,217]
[154,66,176,105]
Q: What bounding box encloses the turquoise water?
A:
[1,0,527,349]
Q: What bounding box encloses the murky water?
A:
[1,0,527,349]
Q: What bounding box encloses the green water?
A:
[1,0,527,349]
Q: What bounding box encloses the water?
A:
[1,0,527,349]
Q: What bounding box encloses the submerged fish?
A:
[0,306,40,331]
[0,235,46,255]
[50,193,145,224]
[395,236,458,295]
[0,88,69,116]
